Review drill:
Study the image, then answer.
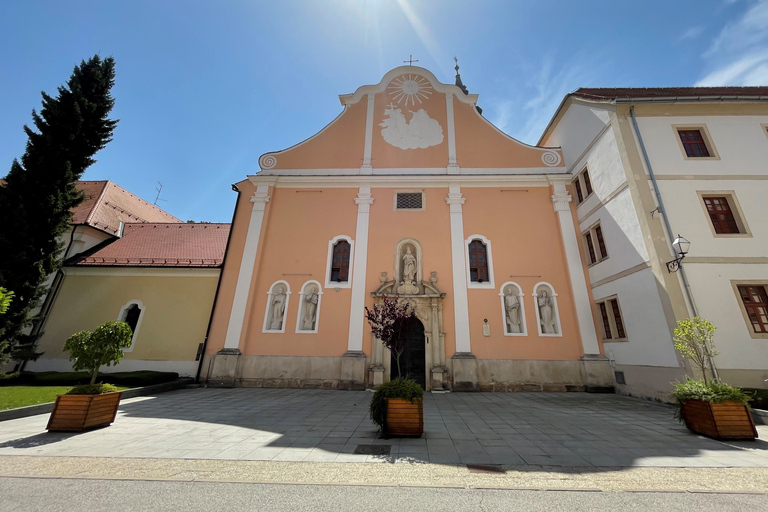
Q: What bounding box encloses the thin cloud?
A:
[696,0,768,86]
[680,26,704,40]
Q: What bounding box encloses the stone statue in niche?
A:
[301,285,319,331]
[269,285,287,330]
[397,245,420,295]
[537,289,557,334]
[504,287,522,334]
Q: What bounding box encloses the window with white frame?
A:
[733,282,768,339]
[596,296,627,342]
[263,281,290,333]
[573,167,593,205]
[117,300,145,352]
[296,280,322,334]
[465,235,494,288]
[533,283,561,336]
[499,282,526,336]
[674,125,719,160]
[324,235,354,288]
[582,222,608,265]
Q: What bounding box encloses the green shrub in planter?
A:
[63,321,133,389]
[672,377,751,420]
[370,378,424,435]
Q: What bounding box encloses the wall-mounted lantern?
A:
[666,235,690,273]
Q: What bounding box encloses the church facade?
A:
[202,66,614,392]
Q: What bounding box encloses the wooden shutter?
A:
[678,130,710,157]
[331,241,351,282]
[703,196,739,234]
[739,285,768,334]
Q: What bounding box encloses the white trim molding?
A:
[324,235,355,289]
[465,234,495,289]
[549,178,601,353]
[262,280,291,334]
[347,187,374,353]
[117,299,146,352]
[223,185,271,350]
[295,280,323,334]
[499,282,526,337]
[446,186,472,353]
[533,282,562,338]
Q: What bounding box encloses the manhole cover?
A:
[467,464,506,474]
[354,444,391,455]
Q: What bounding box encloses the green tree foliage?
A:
[63,321,133,385]
[673,316,718,384]
[0,56,118,364]
[0,288,13,315]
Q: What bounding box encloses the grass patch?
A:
[0,385,129,411]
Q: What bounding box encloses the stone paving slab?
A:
[0,388,766,467]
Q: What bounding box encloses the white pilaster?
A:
[446,186,472,353]
[361,93,375,175]
[445,92,459,174]
[549,179,601,355]
[223,186,271,350]
[347,186,374,352]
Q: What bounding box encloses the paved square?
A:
[0,388,766,467]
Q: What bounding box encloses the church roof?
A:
[71,181,181,235]
[68,222,230,268]
[571,86,768,102]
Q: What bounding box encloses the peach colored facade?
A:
[203,66,613,391]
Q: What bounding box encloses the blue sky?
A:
[1,0,766,222]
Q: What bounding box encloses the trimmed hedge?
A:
[66,383,120,395]
[3,370,179,387]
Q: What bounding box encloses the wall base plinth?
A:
[452,353,479,392]
[207,349,241,387]
[340,351,367,390]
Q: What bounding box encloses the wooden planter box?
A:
[680,399,758,440]
[46,391,123,432]
[386,398,423,437]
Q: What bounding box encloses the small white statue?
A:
[538,289,556,334]
[270,285,287,330]
[402,247,416,283]
[504,288,522,334]
[302,285,319,331]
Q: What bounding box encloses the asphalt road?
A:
[2,477,766,512]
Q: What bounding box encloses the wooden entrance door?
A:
[391,316,426,389]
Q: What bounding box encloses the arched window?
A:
[468,240,489,283]
[117,300,145,352]
[331,240,351,282]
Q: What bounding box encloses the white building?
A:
[541,87,768,400]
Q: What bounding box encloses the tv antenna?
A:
[154,181,167,205]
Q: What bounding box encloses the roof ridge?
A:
[82,180,110,226]
[106,181,181,222]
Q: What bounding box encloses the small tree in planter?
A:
[672,316,757,440]
[47,321,133,432]
[365,295,423,437]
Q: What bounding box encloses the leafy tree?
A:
[0,288,13,315]
[364,295,415,378]
[673,316,719,384]
[0,55,118,364]
[63,321,133,385]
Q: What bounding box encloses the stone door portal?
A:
[391,316,426,389]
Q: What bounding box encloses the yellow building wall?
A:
[37,272,219,362]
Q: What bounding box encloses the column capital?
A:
[250,191,271,211]
[551,191,572,212]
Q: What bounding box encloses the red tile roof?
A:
[571,87,768,102]
[72,181,181,235]
[70,223,230,268]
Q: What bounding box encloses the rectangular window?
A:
[738,285,768,334]
[596,296,627,341]
[678,129,710,158]
[395,192,423,210]
[582,222,608,265]
[583,170,593,196]
[572,167,593,204]
[703,196,739,234]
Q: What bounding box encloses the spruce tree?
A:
[0,55,118,364]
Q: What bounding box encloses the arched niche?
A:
[498,282,526,336]
[533,282,562,337]
[394,238,423,295]
[296,280,323,334]
[263,281,290,333]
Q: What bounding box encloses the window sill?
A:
[587,256,609,268]
[711,233,752,239]
[602,338,628,343]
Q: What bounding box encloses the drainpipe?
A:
[195,183,241,383]
[629,106,719,381]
